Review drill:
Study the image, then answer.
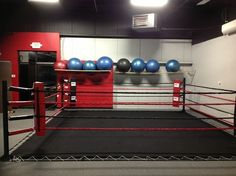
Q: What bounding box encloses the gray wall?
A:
[191,34,236,124]
[61,38,192,62]
[61,37,193,110]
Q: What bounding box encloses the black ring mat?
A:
[11,110,236,160]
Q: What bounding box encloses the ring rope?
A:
[8,100,34,107]
[114,82,174,85]
[44,115,235,121]
[38,90,180,94]
[8,86,33,92]
[9,131,35,154]
[44,101,235,106]
[45,93,58,100]
[114,88,174,91]
[186,99,235,115]
[187,106,234,126]
[8,83,236,94]
[60,81,174,85]
[114,102,235,105]
[186,84,236,93]
[46,127,236,132]
[186,90,235,103]
[35,90,236,95]
[9,128,35,136]
[9,114,34,121]
[58,95,174,98]
[49,105,66,117]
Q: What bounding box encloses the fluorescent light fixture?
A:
[222,19,236,35]
[28,0,59,3]
[197,0,211,6]
[130,0,168,7]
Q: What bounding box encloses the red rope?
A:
[186,90,235,103]
[115,102,235,106]
[49,105,65,118]
[186,84,236,92]
[45,93,57,100]
[45,101,59,105]
[188,107,234,126]
[115,87,174,91]
[46,127,236,131]
[114,102,173,105]
[9,128,34,136]
[45,105,67,124]
[8,101,34,107]
[44,101,235,106]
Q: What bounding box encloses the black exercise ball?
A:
[116,58,131,72]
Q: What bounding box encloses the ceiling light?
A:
[130,0,168,7]
[28,0,59,3]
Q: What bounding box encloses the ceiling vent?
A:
[132,13,156,29]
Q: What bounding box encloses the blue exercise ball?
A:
[166,59,180,72]
[83,60,96,70]
[131,58,146,72]
[96,56,113,70]
[67,58,83,70]
[146,59,160,73]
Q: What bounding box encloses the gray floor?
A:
[1,109,236,176]
[1,161,236,176]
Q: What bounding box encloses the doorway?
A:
[18,51,57,100]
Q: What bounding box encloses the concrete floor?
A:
[1,109,236,176]
[1,161,236,176]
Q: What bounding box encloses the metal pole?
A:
[2,81,9,160]
[182,78,186,112]
[36,87,41,135]
[61,80,64,108]
[234,96,236,136]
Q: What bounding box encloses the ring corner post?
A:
[34,82,46,136]
[182,78,186,113]
[2,81,10,161]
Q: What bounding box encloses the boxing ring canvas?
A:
[10,110,236,161]
[2,77,236,161]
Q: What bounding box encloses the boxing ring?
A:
[2,79,236,161]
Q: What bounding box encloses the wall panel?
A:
[61,37,192,110]
[117,39,139,61]
[191,34,236,124]
[61,38,192,63]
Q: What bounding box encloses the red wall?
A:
[0,32,60,100]
[56,70,113,108]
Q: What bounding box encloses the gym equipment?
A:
[131,58,146,72]
[116,58,131,72]
[96,56,113,70]
[67,58,83,70]
[146,59,160,73]
[166,59,180,72]
[83,60,96,70]
[54,61,67,69]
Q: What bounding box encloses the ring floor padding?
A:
[11,110,236,159]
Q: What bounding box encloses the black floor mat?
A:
[11,110,236,159]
